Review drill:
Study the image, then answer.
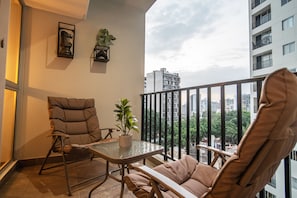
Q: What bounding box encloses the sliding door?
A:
[0,0,21,170]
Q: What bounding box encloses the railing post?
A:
[141,95,144,141]
[196,88,200,161]
[171,91,174,159]
[220,85,226,151]
[284,156,291,198]
[164,92,168,161]
[207,87,212,165]
[178,90,182,159]
[186,89,190,155]
[237,83,242,143]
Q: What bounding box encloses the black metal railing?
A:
[141,74,295,198]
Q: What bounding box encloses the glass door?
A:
[0,0,21,170]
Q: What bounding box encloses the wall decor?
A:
[92,28,116,62]
[58,22,75,58]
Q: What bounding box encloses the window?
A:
[254,8,271,28]
[254,53,272,70]
[281,0,292,6]
[283,42,295,55]
[254,30,272,49]
[282,16,294,30]
[252,0,267,8]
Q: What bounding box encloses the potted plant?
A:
[93,28,116,62]
[114,98,139,147]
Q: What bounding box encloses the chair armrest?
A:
[197,145,233,157]
[49,132,70,138]
[197,144,233,167]
[101,128,119,139]
[134,165,196,198]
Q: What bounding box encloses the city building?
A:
[145,68,180,121]
[144,68,180,93]
[249,0,297,76]
[249,0,297,197]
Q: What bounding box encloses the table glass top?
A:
[89,140,163,161]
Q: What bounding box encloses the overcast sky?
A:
[145,0,250,87]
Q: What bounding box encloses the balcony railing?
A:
[253,36,272,49]
[254,59,273,70]
[251,0,267,9]
[141,74,296,198]
[253,12,271,29]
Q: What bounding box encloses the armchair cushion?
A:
[125,155,218,197]
[48,97,102,145]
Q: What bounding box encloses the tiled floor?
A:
[0,158,137,198]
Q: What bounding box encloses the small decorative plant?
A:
[114,98,139,136]
[96,28,116,47]
[94,28,116,62]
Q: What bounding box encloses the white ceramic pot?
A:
[119,134,132,148]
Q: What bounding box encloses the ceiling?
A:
[23,0,90,19]
[23,0,156,20]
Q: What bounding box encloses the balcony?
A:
[251,0,267,9]
[253,8,271,29]
[141,74,297,198]
[0,74,296,197]
[253,35,272,49]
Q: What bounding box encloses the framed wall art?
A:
[57,22,75,58]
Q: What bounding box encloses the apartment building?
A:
[144,68,180,121]
[249,0,297,197]
[249,0,297,76]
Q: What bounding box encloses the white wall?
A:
[15,0,148,159]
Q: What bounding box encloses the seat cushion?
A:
[125,155,218,197]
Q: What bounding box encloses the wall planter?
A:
[93,45,110,62]
[92,28,116,62]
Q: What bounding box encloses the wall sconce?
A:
[58,22,75,58]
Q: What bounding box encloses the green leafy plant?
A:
[114,98,139,136]
[96,28,116,47]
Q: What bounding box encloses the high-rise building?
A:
[144,68,180,93]
[144,68,180,121]
[249,0,297,197]
[249,0,297,77]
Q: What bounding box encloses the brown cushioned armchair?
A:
[39,97,117,196]
[124,68,297,198]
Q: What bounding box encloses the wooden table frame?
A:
[87,140,163,198]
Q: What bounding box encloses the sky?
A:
[145,0,251,88]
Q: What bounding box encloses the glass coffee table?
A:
[88,140,163,198]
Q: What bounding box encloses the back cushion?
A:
[48,97,102,144]
[206,68,297,197]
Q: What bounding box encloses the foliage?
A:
[96,28,116,47]
[144,110,251,149]
[114,98,138,136]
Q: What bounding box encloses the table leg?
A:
[88,161,109,198]
[120,164,125,198]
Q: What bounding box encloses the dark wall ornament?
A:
[92,28,116,62]
[58,22,75,58]
[94,45,110,62]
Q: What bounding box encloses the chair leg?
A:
[61,138,72,196]
[39,136,59,175]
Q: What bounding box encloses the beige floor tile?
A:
[0,158,136,198]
